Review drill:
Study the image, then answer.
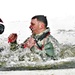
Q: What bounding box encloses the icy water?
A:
[0,29,75,71]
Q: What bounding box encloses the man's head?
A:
[29,15,48,34]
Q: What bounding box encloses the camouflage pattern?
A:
[9,41,18,51]
[24,27,60,60]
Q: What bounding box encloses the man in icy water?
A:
[8,15,60,60]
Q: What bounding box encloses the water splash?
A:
[0,29,75,70]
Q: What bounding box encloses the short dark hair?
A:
[31,15,48,27]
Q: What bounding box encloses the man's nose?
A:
[29,25,32,29]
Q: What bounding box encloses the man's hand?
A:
[8,33,17,43]
[23,37,35,48]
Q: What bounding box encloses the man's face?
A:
[29,18,40,34]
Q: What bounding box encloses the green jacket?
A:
[24,27,60,59]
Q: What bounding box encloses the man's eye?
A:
[31,23,35,25]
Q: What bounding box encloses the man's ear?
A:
[39,24,44,29]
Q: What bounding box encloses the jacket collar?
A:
[33,27,50,40]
